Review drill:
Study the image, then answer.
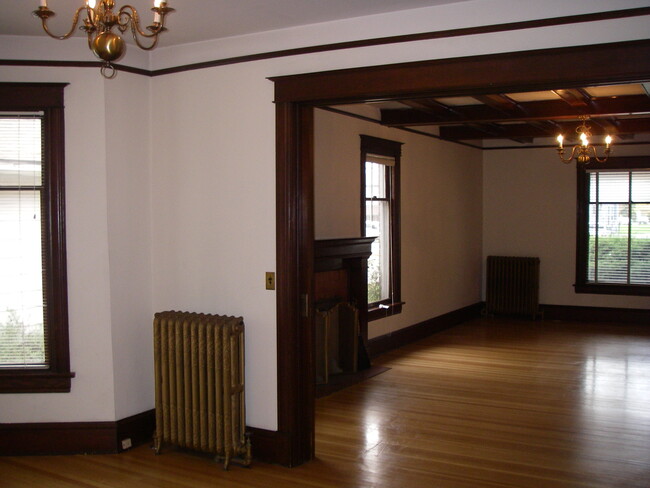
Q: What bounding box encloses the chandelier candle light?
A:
[556,115,613,164]
[33,0,174,78]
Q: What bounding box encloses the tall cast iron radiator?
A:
[485,256,540,319]
[153,311,252,469]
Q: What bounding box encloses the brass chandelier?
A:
[556,115,612,164]
[33,0,174,78]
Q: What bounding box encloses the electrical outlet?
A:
[265,272,275,290]
[121,438,132,450]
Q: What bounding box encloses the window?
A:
[360,135,402,321]
[576,156,650,296]
[0,83,73,392]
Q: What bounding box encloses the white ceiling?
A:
[1,0,472,46]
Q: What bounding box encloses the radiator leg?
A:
[214,453,232,471]
[243,434,252,467]
[153,432,162,455]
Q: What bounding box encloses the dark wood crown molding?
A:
[2,7,649,78]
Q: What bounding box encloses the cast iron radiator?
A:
[485,256,540,319]
[153,311,252,469]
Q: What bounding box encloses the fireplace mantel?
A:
[314,237,374,363]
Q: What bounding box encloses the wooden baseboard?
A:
[0,409,155,456]
[542,304,650,324]
[116,409,156,451]
[247,427,289,465]
[368,302,483,358]
[0,420,118,456]
[0,409,285,464]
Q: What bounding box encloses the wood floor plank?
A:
[1,317,649,487]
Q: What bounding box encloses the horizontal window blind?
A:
[0,115,47,368]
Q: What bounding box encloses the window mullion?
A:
[627,171,632,284]
[594,172,599,283]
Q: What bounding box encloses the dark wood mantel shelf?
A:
[314,237,375,271]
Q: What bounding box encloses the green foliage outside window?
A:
[0,310,45,365]
[368,267,382,304]
[588,237,650,284]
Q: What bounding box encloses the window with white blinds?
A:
[0,115,47,367]
[586,170,650,285]
[0,82,72,393]
[576,157,650,296]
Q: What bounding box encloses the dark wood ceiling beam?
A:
[468,122,534,144]
[473,94,523,115]
[398,98,463,120]
[590,117,635,141]
[527,120,559,132]
[553,88,592,108]
[590,117,619,134]
[380,94,650,126]
[439,118,650,140]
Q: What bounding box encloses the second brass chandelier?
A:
[556,115,613,164]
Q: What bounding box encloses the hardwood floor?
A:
[2,317,649,487]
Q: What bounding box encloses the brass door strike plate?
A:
[266,272,275,290]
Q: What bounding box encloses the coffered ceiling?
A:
[331,82,650,149]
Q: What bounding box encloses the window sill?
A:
[0,370,75,393]
[368,302,404,322]
[574,283,650,297]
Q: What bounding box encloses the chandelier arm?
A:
[131,23,161,50]
[34,6,89,40]
[592,148,611,164]
[131,28,158,51]
[556,147,577,164]
[118,5,161,38]
[86,30,93,51]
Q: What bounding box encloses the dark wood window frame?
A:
[575,155,650,296]
[360,135,403,321]
[0,83,74,393]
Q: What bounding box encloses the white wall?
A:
[1,0,649,429]
[0,66,117,423]
[104,73,154,420]
[315,109,483,340]
[483,145,650,310]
